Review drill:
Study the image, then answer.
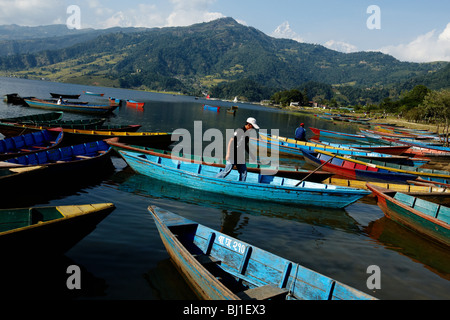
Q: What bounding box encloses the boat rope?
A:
[286,263,299,299]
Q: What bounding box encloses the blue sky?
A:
[1,0,449,62]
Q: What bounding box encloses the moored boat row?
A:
[3,98,450,301]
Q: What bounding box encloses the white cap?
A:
[246,117,260,129]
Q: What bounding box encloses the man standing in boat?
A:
[216,117,259,181]
[295,123,307,142]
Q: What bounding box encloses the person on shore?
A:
[295,123,307,142]
[216,117,259,181]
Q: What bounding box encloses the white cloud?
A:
[271,21,304,43]
[101,4,165,29]
[324,40,358,53]
[165,0,224,27]
[0,0,64,26]
[380,23,450,62]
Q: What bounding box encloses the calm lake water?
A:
[1,77,449,300]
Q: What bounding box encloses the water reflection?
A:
[365,217,450,281]
[107,169,362,235]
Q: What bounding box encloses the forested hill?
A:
[0,18,448,102]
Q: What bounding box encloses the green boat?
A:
[0,203,116,256]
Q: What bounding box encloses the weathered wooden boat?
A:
[302,149,418,184]
[106,138,333,182]
[3,140,113,176]
[0,111,64,124]
[0,203,115,256]
[61,128,174,148]
[308,138,410,156]
[148,205,377,300]
[24,98,117,115]
[323,177,450,204]
[126,99,144,108]
[109,97,121,105]
[83,91,104,96]
[309,127,367,141]
[120,150,370,208]
[316,150,450,182]
[0,128,63,160]
[50,92,80,99]
[203,104,220,112]
[367,184,450,247]
[0,121,140,138]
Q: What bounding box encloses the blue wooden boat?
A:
[309,127,367,141]
[83,91,104,96]
[106,138,333,182]
[203,104,220,112]
[0,128,63,160]
[149,205,377,300]
[24,98,117,115]
[368,184,450,247]
[0,203,115,256]
[119,150,370,208]
[301,149,419,184]
[256,133,398,159]
[4,140,113,176]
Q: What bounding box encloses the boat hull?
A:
[0,203,115,256]
[24,98,116,114]
[149,206,377,300]
[368,185,450,247]
[120,151,369,208]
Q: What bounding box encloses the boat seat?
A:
[436,206,450,225]
[394,192,416,207]
[194,254,221,265]
[237,285,288,300]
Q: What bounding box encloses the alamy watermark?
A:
[171,121,280,176]
[66,5,81,30]
[367,5,381,30]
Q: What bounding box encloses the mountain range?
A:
[0,18,448,104]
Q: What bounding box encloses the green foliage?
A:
[271,89,303,106]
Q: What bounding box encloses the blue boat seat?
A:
[84,142,100,156]
[0,140,6,153]
[47,149,62,162]
[32,131,45,146]
[26,153,38,165]
[4,138,15,152]
[394,192,416,207]
[71,144,86,156]
[244,173,259,184]
[60,146,74,161]
[36,151,49,164]
[23,133,35,146]
[12,136,25,150]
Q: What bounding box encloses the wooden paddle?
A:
[295,152,337,186]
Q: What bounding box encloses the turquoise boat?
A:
[119,150,370,208]
[149,205,377,300]
[368,184,450,247]
[24,98,117,115]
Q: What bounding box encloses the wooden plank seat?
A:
[237,285,288,300]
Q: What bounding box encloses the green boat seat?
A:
[436,206,450,225]
[394,192,416,207]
